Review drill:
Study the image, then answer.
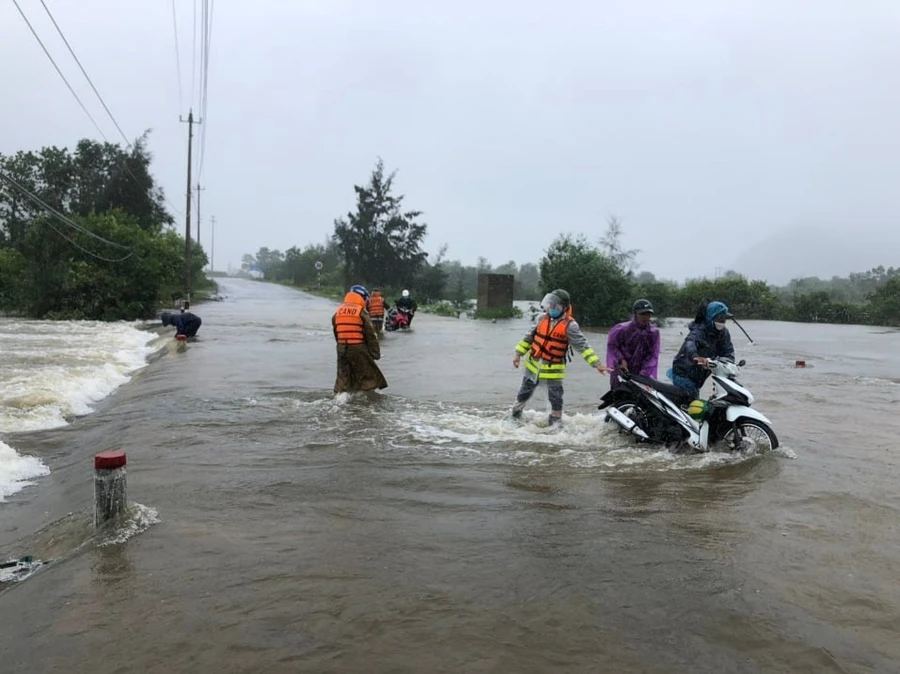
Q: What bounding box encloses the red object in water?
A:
[795,360,806,368]
[175,334,187,342]
[95,450,127,470]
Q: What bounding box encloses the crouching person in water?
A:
[161,310,202,339]
[332,285,388,394]
[510,289,609,427]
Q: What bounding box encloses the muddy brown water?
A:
[1,278,898,673]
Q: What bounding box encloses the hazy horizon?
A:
[3,1,898,284]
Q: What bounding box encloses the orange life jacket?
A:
[368,292,385,318]
[334,292,366,345]
[530,314,572,363]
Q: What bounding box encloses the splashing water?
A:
[96,503,161,547]
[0,319,158,434]
[0,318,158,502]
[0,440,49,502]
[268,392,796,472]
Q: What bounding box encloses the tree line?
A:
[237,157,897,328]
[539,225,900,328]
[240,159,541,304]
[0,136,211,320]
[243,158,900,328]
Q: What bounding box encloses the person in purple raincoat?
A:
[605,299,661,389]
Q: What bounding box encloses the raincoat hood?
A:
[705,301,731,325]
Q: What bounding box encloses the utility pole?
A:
[195,183,205,251]
[179,109,201,309]
[211,215,216,272]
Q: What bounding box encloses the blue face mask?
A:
[548,307,562,319]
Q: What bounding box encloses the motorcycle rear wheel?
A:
[607,401,650,439]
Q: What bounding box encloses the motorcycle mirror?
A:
[738,359,746,367]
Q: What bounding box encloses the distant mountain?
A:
[728,226,898,285]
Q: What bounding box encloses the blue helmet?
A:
[349,284,369,301]
[705,301,732,324]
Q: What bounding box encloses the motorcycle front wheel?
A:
[722,419,779,453]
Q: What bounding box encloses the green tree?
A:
[0,136,199,319]
[332,159,428,287]
[515,262,541,300]
[867,276,900,326]
[599,215,640,273]
[415,244,449,302]
[539,234,633,327]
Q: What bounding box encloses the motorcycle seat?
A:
[627,374,694,405]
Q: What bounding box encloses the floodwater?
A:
[1,278,898,673]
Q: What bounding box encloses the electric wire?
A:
[13,0,183,217]
[0,171,133,251]
[38,0,130,145]
[198,0,213,176]
[10,0,107,141]
[170,0,184,114]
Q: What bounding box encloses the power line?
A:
[14,0,184,218]
[38,0,131,145]
[42,218,136,263]
[170,0,184,113]
[191,0,198,112]
[0,171,132,250]
[1,172,136,263]
[37,0,183,217]
[198,0,214,176]
[11,0,108,141]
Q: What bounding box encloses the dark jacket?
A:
[162,312,202,337]
[671,320,734,389]
[395,297,417,313]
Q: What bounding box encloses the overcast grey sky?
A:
[2,0,898,283]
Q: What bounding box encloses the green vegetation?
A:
[474,306,524,320]
[241,159,540,314]
[0,136,211,320]
[242,161,900,329]
[418,300,463,318]
[539,218,900,328]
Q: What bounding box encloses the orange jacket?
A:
[333,292,367,345]
[529,314,572,364]
[368,292,385,318]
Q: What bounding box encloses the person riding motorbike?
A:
[394,289,418,326]
[668,300,735,398]
[510,289,609,427]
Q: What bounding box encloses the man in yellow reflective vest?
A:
[511,288,609,427]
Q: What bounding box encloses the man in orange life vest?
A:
[332,285,388,394]
[367,287,386,333]
[511,289,609,426]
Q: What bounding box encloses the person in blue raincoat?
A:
[161,311,202,339]
[668,300,735,398]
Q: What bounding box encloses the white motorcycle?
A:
[598,359,778,454]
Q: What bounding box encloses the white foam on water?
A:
[264,392,789,471]
[0,439,50,502]
[96,503,161,547]
[0,319,157,434]
[387,405,777,472]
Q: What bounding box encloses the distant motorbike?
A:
[598,359,778,454]
[384,306,412,332]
